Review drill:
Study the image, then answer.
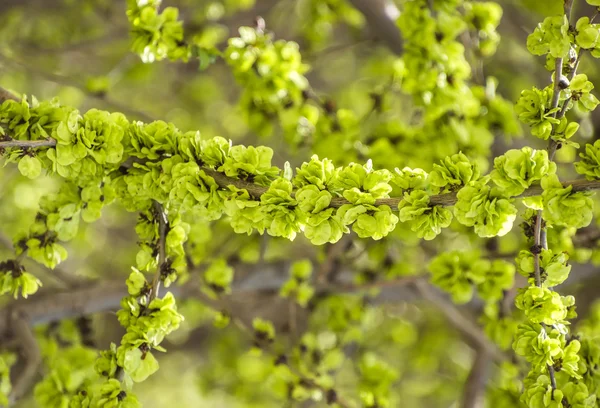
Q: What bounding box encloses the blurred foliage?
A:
[1,0,600,407]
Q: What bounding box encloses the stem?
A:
[564,0,574,20]
[569,52,582,81]
[547,57,564,160]
[550,58,564,116]
[533,214,543,288]
[530,40,572,391]
[557,96,573,120]
[533,210,559,387]
[148,201,168,304]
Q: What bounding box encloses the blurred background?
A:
[2,0,600,407]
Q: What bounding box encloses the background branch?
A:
[347,0,403,55]
[0,261,419,342]
[461,348,489,408]
[412,279,508,363]
[0,87,19,104]
[8,312,42,406]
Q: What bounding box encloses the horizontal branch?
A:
[0,263,508,370]
[0,262,419,341]
[2,138,599,209]
[202,168,268,200]
[190,169,600,209]
[0,138,56,148]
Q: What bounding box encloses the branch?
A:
[0,138,56,148]
[149,201,168,303]
[0,260,422,343]
[0,88,19,104]
[3,138,600,209]
[412,279,508,364]
[461,348,489,408]
[347,0,403,55]
[8,311,42,406]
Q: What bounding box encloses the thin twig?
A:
[547,57,564,161]
[557,96,573,120]
[0,266,427,350]
[564,0,574,19]
[148,201,168,304]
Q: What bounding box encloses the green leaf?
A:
[17,155,42,179]
[123,348,159,382]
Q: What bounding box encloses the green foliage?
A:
[428,250,514,304]
[203,259,234,294]
[34,346,98,408]
[515,249,571,287]
[296,0,364,48]
[491,147,556,197]
[541,174,594,229]
[576,139,600,179]
[515,86,560,140]
[463,2,503,56]
[392,167,428,192]
[0,352,15,406]
[521,374,595,408]
[223,26,309,136]
[280,259,314,307]
[428,152,481,193]
[3,0,600,407]
[95,379,141,408]
[127,0,189,63]
[569,74,600,112]
[398,190,452,240]
[515,286,571,325]
[527,15,571,58]
[0,259,42,298]
[575,17,600,58]
[454,178,518,237]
